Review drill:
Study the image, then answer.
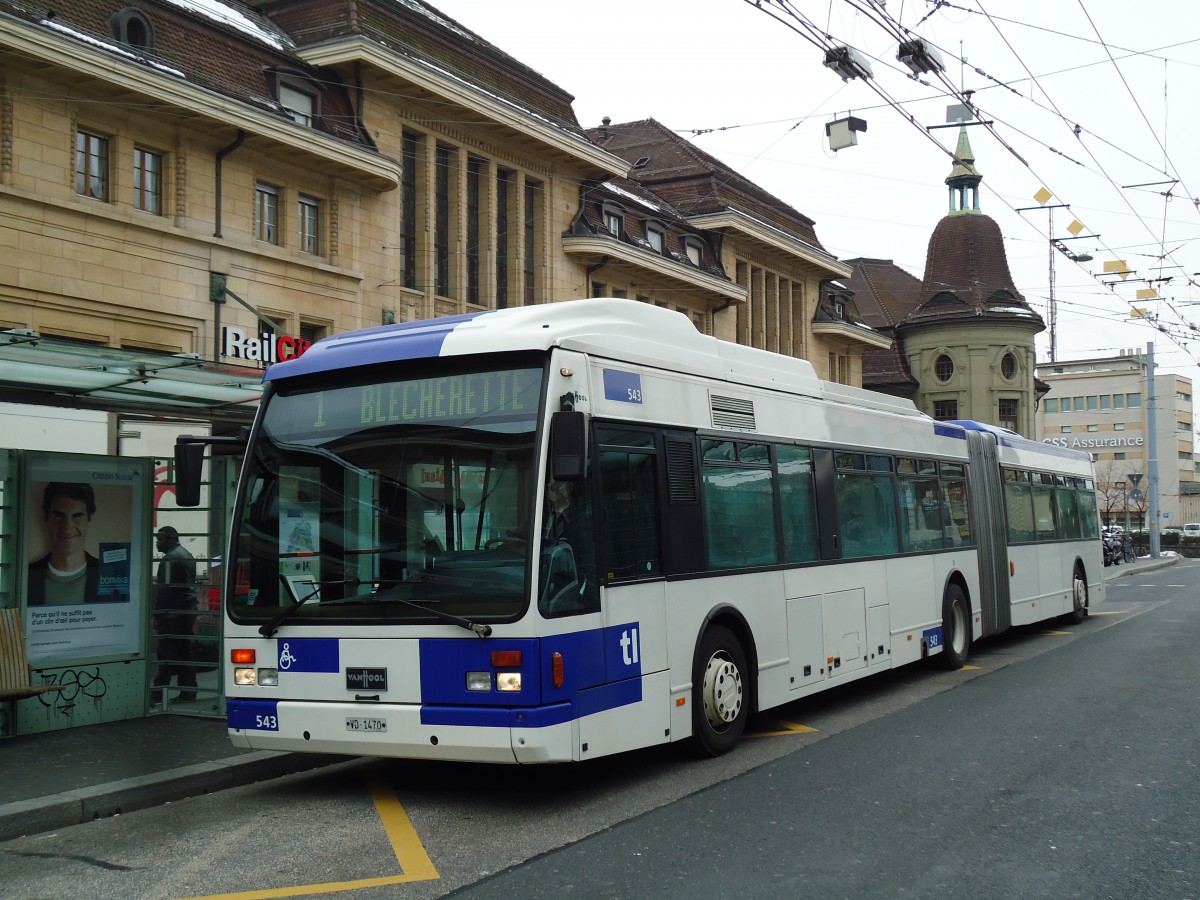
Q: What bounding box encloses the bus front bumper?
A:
[226,698,575,764]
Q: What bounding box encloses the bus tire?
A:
[688,626,748,757]
[1062,565,1088,625]
[938,584,970,670]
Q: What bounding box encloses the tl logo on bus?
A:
[620,627,640,666]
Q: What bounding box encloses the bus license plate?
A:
[346,717,387,733]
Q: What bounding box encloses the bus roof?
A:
[264,299,927,420]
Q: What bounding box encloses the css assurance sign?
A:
[1042,435,1145,449]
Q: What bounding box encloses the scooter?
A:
[1102,529,1122,567]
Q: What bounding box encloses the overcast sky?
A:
[434,0,1200,380]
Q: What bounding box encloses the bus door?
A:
[965,429,1011,636]
[572,425,671,757]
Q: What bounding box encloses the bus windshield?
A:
[229,363,544,626]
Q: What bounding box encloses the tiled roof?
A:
[5,0,371,146]
[587,119,828,252]
[258,0,587,137]
[842,257,923,330]
[912,214,1043,330]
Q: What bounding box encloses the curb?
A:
[0,751,351,842]
[1103,554,1179,581]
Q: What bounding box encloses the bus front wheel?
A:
[689,626,748,757]
[938,584,970,670]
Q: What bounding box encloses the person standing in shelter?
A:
[152,526,198,703]
[27,482,101,606]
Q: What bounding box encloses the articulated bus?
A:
[178,299,1104,763]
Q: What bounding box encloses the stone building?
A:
[847,126,1046,437]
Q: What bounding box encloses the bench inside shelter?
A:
[0,607,64,701]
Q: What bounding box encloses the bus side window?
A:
[1004,480,1036,543]
[837,471,899,559]
[1032,484,1057,540]
[942,477,972,546]
[1054,488,1082,539]
[599,447,661,580]
[1077,489,1100,538]
[899,476,943,552]
[777,446,818,563]
[702,442,778,569]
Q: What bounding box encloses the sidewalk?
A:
[0,713,349,842]
[0,552,1180,843]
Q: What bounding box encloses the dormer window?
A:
[646,222,665,254]
[683,237,703,266]
[268,71,322,128]
[110,8,155,52]
[601,201,625,237]
[279,84,315,126]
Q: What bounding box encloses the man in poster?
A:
[24,466,141,666]
[27,482,103,606]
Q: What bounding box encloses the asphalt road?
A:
[1,561,1194,899]
[449,565,1199,899]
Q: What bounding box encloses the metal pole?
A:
[1146,342,1160,558]
[1123,483,1130,534]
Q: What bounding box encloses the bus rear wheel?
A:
[689,626,748,757]
[938,584,970,670]
[1062,566,1088,625]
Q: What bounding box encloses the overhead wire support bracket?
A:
[927,121,993,130]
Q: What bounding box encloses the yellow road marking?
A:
[1042,630,1071,636]
[178,774,438,900]
[368,773,439,881]
[1089,610,1123,615]
[962,664,981,670]
[747,718,819,738]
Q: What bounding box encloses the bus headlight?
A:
[496,671,522,692]
[234,667,256,686]
[466,671,492,691]
[258,668,279,687]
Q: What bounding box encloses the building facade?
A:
[1035,351,1195,530]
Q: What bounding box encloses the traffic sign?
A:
[1128,473,1143,487]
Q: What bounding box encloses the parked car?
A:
[1184,523,1200,537]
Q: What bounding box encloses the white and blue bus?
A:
[180,299,1104,763]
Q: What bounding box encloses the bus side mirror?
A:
[550,410,586,481]
[174,438,207,507]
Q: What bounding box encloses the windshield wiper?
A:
[261,575,492,638]
[260,575,325,637]
[368,582,493,637]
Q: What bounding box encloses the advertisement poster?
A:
[23,456,147,664]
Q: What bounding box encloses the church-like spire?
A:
[945,126,982,215]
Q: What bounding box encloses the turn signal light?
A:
[491,650,522,668]
[552,651,564,688]
[232,648,255,664]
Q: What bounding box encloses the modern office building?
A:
[1036,351,1195,530]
